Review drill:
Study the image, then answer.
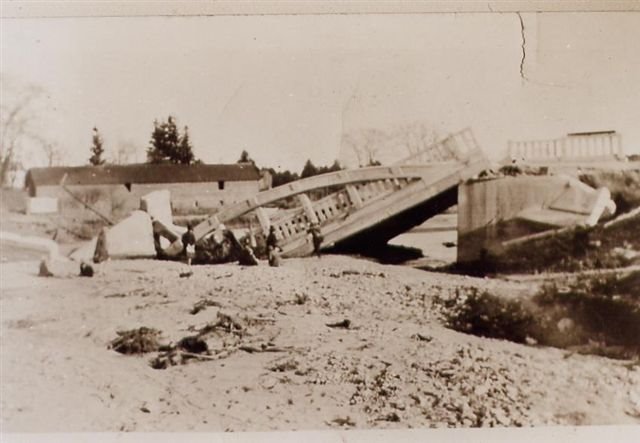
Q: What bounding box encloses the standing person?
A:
[308,222,323,257]
[181,223,196,266]
[266,225,281,267]
[266,225,278,251]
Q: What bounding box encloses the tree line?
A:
[87,115,344,187]
[89,116,196,166]
[0,75,438,186]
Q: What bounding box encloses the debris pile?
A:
[66,189,259,266]
[145,311,293,369]
[109,327,162,355]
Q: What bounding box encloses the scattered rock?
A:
[412,333,433,342]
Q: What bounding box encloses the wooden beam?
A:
[281,157,489,257]
[297,193,319,224]
[345,185,363,208]
[254,207,271,233]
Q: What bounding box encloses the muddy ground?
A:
[1,255,639,432]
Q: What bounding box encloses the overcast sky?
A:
[2,12,639,171]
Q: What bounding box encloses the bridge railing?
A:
[192,162,481,242]
[506,132,624,163]
[395,128,480,165]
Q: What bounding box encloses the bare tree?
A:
[111,140,139,164]
[392,121,440,157]
[40,141,65,167]
[341,122,442,167]
[0,77,48,184]
[341,128,388,167]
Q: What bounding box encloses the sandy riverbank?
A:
[1,255,639,432]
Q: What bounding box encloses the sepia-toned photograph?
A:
[1,1,639,440]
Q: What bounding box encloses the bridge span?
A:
[193,129,491,257]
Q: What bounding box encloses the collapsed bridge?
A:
[64,128,618,264]
[192,129,490,257]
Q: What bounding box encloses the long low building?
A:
[24,163,267,220]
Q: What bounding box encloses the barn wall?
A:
[34,180,260,221]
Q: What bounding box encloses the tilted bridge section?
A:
[193,128,490,257]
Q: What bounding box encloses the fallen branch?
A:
[326,319,351,329]
[178,351,218,360]
[239,344,291,353]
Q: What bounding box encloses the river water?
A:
[388,213,458,267]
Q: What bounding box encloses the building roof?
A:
[25,163,261,187]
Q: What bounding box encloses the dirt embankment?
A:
[436,269,640,360]
[1,256,639,432]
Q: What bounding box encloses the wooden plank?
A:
[254,207,271,233]
[345,185,363,208]
[297,193,319,224]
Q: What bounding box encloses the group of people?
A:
[266,222,323,263]
[180,221,324,268]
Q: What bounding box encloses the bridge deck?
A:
[192,140,490,257]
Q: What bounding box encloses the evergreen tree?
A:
[177,126,195,164]
[146,119,166,164]
[300,159,319,179]
[237,149,255,165]
[147,116,196,164]
[265,167,299,187]
[328,160,343,172]
[89,127,106,166]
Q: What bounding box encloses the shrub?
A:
[437,272,640,359]
[440,288,536,344]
